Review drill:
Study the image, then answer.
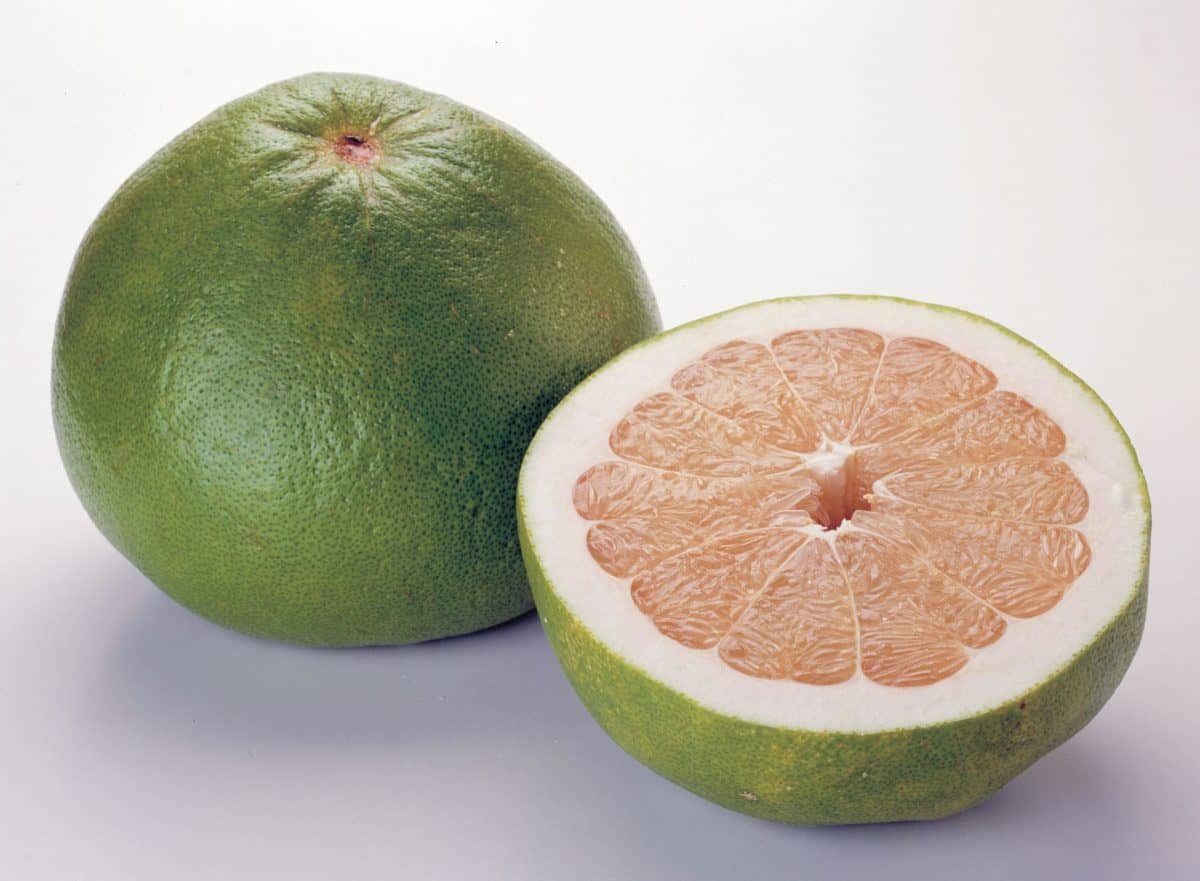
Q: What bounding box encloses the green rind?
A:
[517,294,1150,824]
[53,73,661,646]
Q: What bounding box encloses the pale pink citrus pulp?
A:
[573,330,1091,688]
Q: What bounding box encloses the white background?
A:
[2,2,1196,878]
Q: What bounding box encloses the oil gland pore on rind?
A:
[572,328,1091,688]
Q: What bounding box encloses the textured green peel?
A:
[53,72,661,645]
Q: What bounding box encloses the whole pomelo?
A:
[53,72,661,645]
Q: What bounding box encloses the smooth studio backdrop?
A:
[2,2,1196,879]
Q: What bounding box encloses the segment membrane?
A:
[671,340,822,454]
[770,328,885,441]
[853,499,1091,617]
[609,392,796,475]
[850,337,997,444]
[719,538,858,685]
[631,529,810,650]
[835,531,1007,687]
[854,390,1068,496]
[883,458,1088,524]
[574,328,1091,688]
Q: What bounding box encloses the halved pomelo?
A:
[518,295,1149,824]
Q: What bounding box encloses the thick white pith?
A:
[520,298,1147,731]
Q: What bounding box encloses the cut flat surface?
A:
[522,297,1147,732]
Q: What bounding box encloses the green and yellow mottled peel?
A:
[517,295,1149,825]
[53,72,660,645]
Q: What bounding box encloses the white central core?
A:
[801,440,860,530]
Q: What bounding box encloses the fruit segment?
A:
[853,390,1068,495]
[770,328,885,441]
[631,529,810,650]
[850,337,997,444]
[574,461,822,577]
[671,340,822,454]
[574,328,1092,688]
[609,393,796,475]
[835,531,1006,687]
[853,499,1091,617]
[719,538,858,685]
[883,458,1088,524]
